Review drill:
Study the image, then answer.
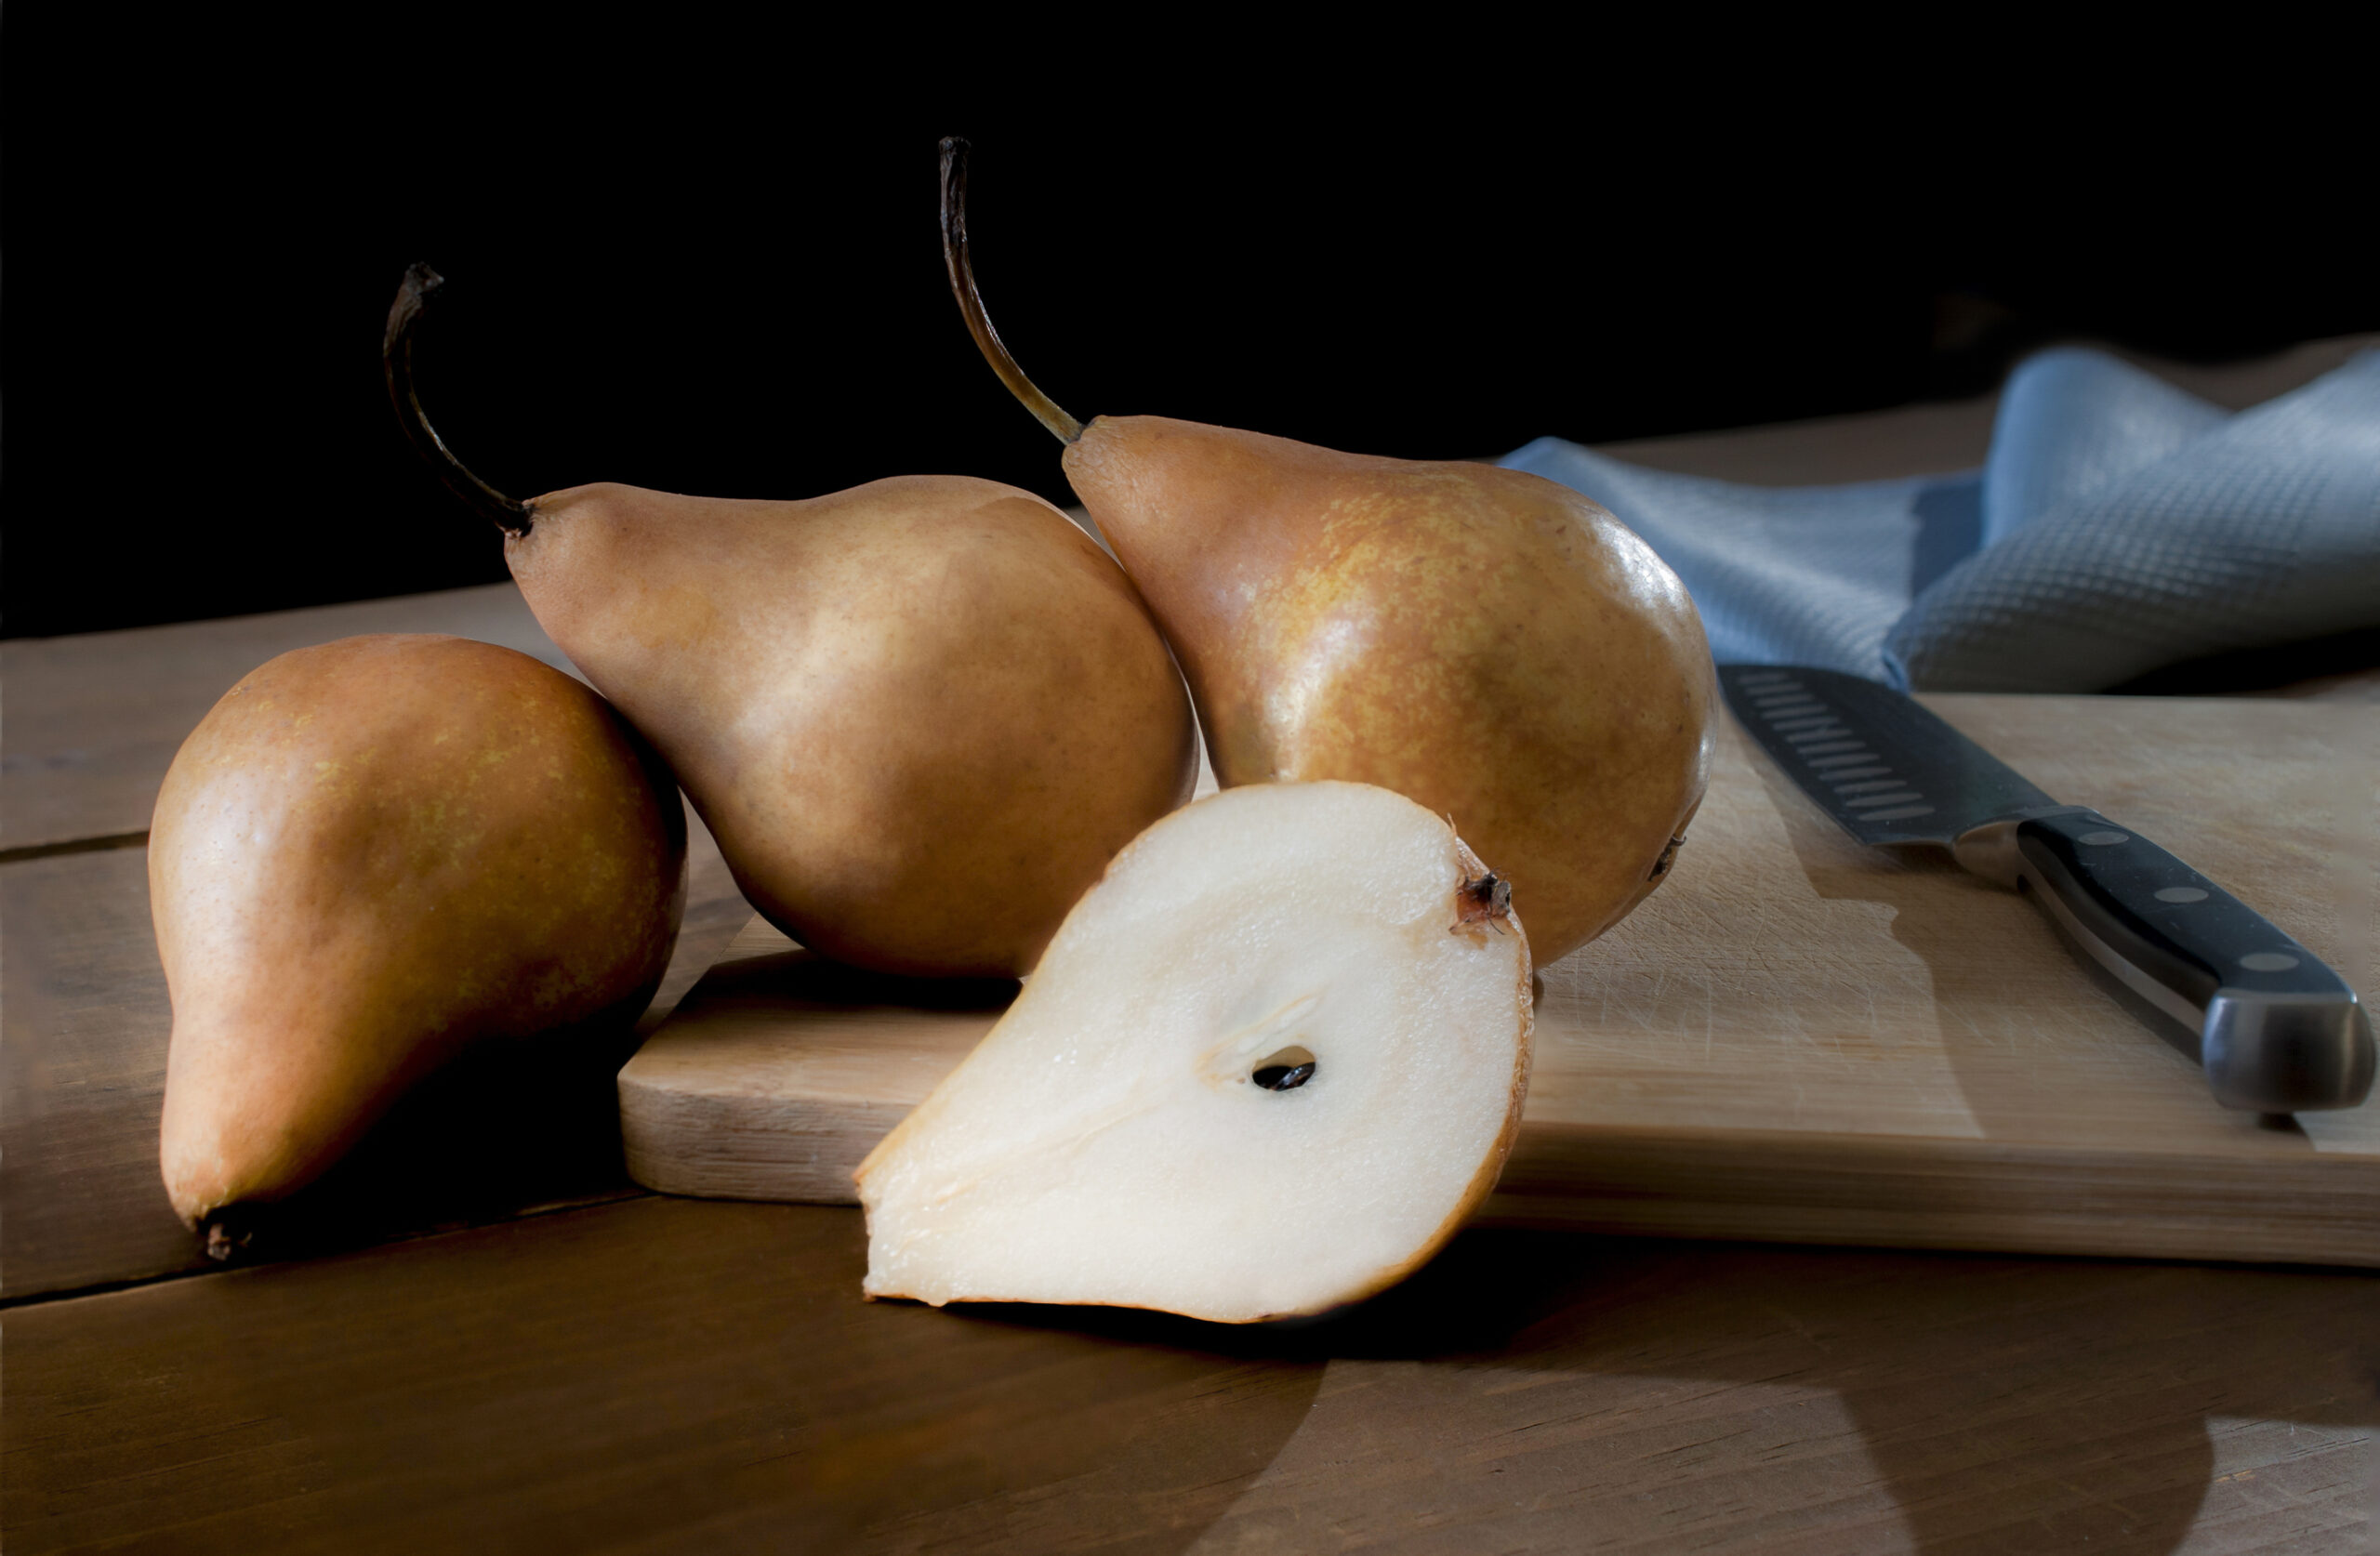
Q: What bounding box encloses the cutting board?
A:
[618,693,2380,1267]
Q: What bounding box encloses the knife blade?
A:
[1718,664,2375,1114]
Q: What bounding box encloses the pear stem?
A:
[384,263,536,537]
[940,138,1084,445]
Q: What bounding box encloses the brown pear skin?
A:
[154,634,687,1238]
[1064,418,1714,964]
[502,475,1198,978]
[934,139,1714,965]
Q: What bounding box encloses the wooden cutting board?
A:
[618,693,2380,1267]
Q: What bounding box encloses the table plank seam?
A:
[0,828,151,865]
[0,1261,239,1313]
[0,1186,655,1312]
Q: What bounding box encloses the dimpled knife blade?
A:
[1719,664,2374,1115]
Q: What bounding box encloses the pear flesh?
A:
[1062,417,1715,966]
[506,475,1197,979]
[153,635,686,1236]
[855,781,1532,1324]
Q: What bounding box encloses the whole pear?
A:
[389,267,1197,978]
[1065,423,1712,961]
[938,139,1712,962]
[503,475,1198,976]
[154,634,686,1243]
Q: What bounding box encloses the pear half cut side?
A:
[854,781,1533,1325]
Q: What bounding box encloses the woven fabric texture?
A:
[1502,349,2380,692]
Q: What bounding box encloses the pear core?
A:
[854,781,1533,1324]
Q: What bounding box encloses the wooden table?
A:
[8,349,2378,1553]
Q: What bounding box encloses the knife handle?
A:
[1960,810,2375,1114]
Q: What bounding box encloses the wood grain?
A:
[622,693,2380,1267]
[620,930,1012,1201]
[0,817,746,1299]
[2,583,570,852]
[7,364,2379,1553]
[1,577,757,1298]
[5,1197,2373,1554]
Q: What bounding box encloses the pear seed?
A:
[1252,1046,1317,1090]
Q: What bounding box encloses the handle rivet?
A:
[2079,830,2129,846]
[2240,952,2300,972]
[2154,886,2210,903]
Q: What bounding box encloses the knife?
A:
[1717,664,2375,1114]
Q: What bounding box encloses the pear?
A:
[938,138,1713,963]
[387,266,1197,978]
[855,781,1533,1323]
[153,635,686,1248]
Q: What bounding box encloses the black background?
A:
[4,19,2369,639]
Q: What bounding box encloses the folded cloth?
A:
[1501,348,2380,692]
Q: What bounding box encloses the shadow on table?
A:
[0,829,749,1300]
[200,811,759,1266]
[13,1195,2373,1555]
[194,1018,654,1266]
[891,763,2377,1550]
[950,1223,2378,1554]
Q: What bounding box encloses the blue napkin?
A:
[1501,348,2380,692]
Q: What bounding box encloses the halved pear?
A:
[854,781,1533,1324]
